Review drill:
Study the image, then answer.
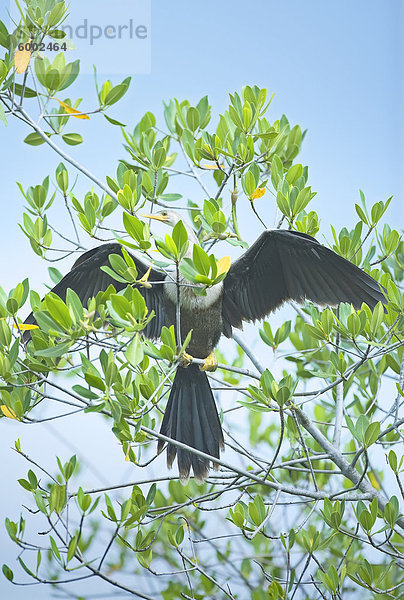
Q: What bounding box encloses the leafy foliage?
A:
[0,1,403,598]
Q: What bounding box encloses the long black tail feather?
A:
[157,364,224,481]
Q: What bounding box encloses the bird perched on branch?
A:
[24,210,386,481]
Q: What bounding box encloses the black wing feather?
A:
[24,243,167,340]
[222,229,386,337]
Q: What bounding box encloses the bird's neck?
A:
[182,221,199,258]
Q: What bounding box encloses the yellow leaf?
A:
[0,405,18,420]
[14,323,39,331]
[14,47,31,74]
[251,187,266,200]
[139,266,152,282]
[368,471,381,490]
[139,266,152,288]
[203,163,225,170]
[54,98,90,120]
[216,256,231,277]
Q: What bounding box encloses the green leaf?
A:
[34,490,47,513]
[0,20,9,48]
[230,503,245,528]
[66,534,78,562]
[355,415,369,444]
[192,244,210,276]
[49,484,66,513]
[388,450,397,472]
[271,155,283,190]
[85,372,106,391]
[242,170,256,197]
[47,1,66,28]
[72,385,99,400]
[66,288,84,323]
[259,321,273,346]
[46,68,61,91]
[385,229,400,255]
[33,310,65,336]
[48,28,67,39]
[2,564,14,581]
[285,163,303,186]
[24,132,46,146]
[359,509,374,532]
[175,524,184,545]
[146,483,156,505]
[172,220,189,258]
[56,162,68,192]
[152,141,167,169]
[186,107,200,131]
[276,191,290,216]
[28,469,38,489]
[364,422,380,447]
[294,187,313,215]
[104,113,126,126]
[104,493,117,521]
[384,499,398,528]
[62,133,83,146]
[49,536,61,560]
[101,265,129,284]
[44,294,72,329]
[355,203,369,225]
[104,82,130,106]
[125,334,144,367]
[34,341,72,358]
[18,478,32,491]
[370,301,384,337]
[228,104,243,129]
[18,557,35,578]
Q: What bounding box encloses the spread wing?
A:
[222,229,386,337]
[24,243,167,340]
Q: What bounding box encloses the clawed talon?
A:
[179,352,194,368]
[200,352,218,372]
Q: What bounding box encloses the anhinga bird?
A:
[25,210,386,480]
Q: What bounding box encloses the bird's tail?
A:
[157,363,224,482]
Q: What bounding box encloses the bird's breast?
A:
[163,279,223,309]
[163,279,224,358]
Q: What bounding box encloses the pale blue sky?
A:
[0,1,402,597]
[0,0,402,288]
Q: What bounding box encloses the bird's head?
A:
[141,209,199,248]
[141,209,182,228]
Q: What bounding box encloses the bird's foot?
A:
[179,352,194,368]
[200,352,218,372]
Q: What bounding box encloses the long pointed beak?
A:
[140,213,168,223]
